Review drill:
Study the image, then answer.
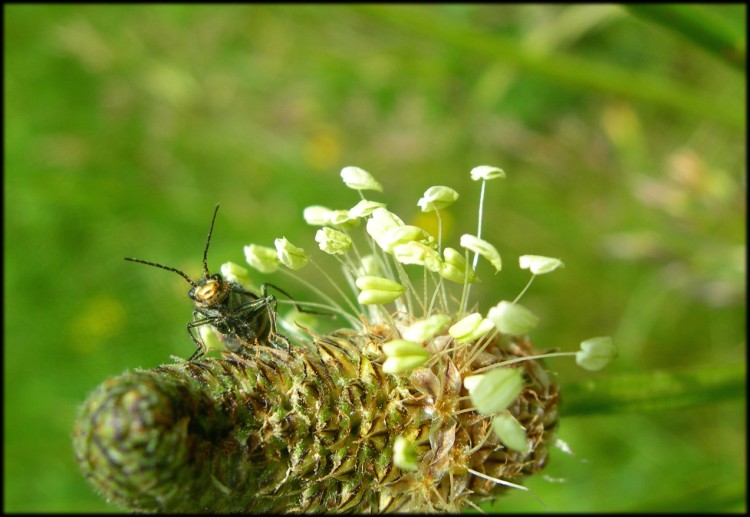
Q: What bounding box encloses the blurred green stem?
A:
[561,362,745,417]
[626,4,746,72]
[357,5,743,130]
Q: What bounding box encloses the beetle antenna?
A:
[202,204,220,278]
[124,258,198,287]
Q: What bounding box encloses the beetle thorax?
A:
[190,275,229,307]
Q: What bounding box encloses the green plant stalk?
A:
[626,4,746,72]
[561,363,745,417]
[355,5,743,130]
[73,327,560,513]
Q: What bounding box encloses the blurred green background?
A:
[4,4,745,512]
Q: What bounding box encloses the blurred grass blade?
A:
[561,363,745,417]
[357,5,743,130]
[626,4,746,72]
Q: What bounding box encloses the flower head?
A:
[93,163,613,513]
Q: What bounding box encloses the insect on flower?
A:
[77,167,615,513]
[125,204,297,361]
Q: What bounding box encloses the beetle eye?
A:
[211,274,222,282]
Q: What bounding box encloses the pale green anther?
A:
[358,290,402,305]
[366,208,405,248]
[355,275,403,292]
[382,355,430,374]
[460,234,502,272]
[439,247,476,284]
[285,308,321,330]
[470,165,506,181]
[402,314,451,342]
[382,339,430,358]
[393,436,419,471]
[327,210,360,230]
[356,276,404,305]
[274,237,309,270]
[243,244,280,274]
[382,339,430,374]
[465,367,524,415]
[380,225,435,253]
[462,374,482,392]
[392,242,442,272]
[220,261,252,287]
[519,255,564,275]
[356,254,381,277]
[198,325,223,353]
[303,205,335,226]
[340,165,383,192]
[576,336,617,371]
[492,412,528,453]
[315,228,352,255]
[417,186,459,212]
[348,199,386,219]
[449,313,495,343]
[487,301,539,335]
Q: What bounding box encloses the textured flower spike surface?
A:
[74,165,616,513]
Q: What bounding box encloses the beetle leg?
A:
[186,315,214,361]
[258,289,290,352]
